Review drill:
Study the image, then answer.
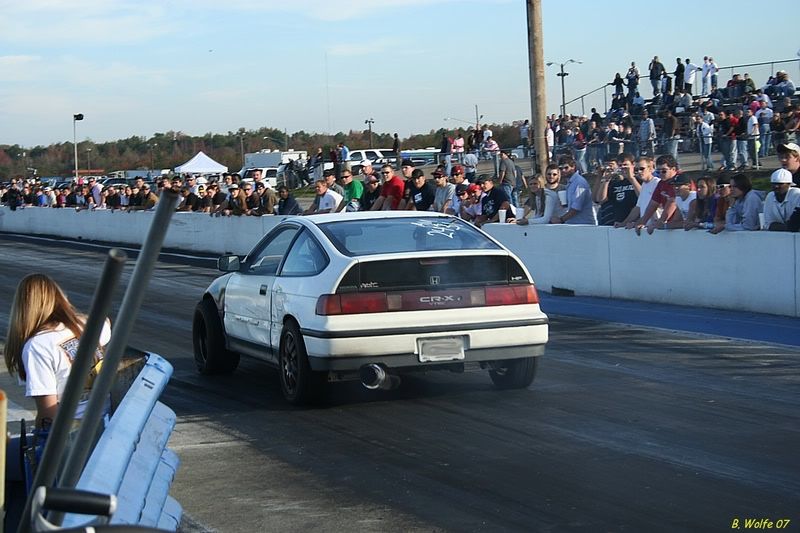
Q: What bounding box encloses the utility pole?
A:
[527,0,548,170]
[474,105,481,129]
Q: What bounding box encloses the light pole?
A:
[365,118,374,148]
[546,59,582,117]
[73,113,83,181]
[86,148,92,171]
[150,143,157,170]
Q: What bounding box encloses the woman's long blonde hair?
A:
[4,274,84,380]
[528,174,547,217]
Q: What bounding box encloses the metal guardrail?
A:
[58,353,181,530]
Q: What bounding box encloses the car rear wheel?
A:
[489,356,538,389]
[193,299,239,375]
[279,321,326,405]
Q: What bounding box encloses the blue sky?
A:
[1,0,797,147]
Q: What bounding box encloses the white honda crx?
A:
[193,212,548,404]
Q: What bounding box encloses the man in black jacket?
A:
[276,185,302,215]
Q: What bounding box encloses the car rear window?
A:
[318,217,501,256]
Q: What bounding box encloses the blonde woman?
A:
[509,174,558,225]
[4,274,110,429]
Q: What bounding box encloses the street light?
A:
[546,59,582,117]
[73,113,84,181]
[150,143,157,170]
[365,118,374,148]
[238,131,246,166]
[86,148,92,171]
[263,132,290,151]
[443,117,476,126]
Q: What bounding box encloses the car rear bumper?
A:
[307,343,545,371]
[302,320,548,371]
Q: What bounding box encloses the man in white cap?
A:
[764,169,800,231]
[359,160,380,185]
[777,142,800,187]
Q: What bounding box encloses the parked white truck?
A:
[239,150,307,188]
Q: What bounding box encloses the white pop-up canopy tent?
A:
[174,151,228,174]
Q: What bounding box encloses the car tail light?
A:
[316,293,387,315]
[317,284,538,315]
[485,285,539,306]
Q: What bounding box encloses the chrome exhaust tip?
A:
[359,364,399,390]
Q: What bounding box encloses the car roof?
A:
[300,211,456,225]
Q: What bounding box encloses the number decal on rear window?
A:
[410,220,461,239]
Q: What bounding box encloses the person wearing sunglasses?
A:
[595,153,639,227]
[633,154,679,234]
[338,170,363,212]
[549,156,596,225]
[617,156,660,229]
[370,164,405,211]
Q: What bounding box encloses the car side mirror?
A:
[217,255,240,272]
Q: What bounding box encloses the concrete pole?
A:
[527,0,548,172]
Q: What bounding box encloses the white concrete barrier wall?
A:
[796,240,800,318]
[1,207,798,317]
[483,223,798,318]
[0,207,283,256]
[487,224,613,298]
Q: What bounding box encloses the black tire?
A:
[192,299,239,375]
[279,321,326,405]
[489,356,538,390]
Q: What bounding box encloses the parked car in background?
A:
[192,212,549,405]
[241,167,279,188]
[345,149,397,173]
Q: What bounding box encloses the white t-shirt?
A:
[21,320,111,418]
[637,177,661,221]
[317,189,343,213]
[90,183,103,206]
[746,115,759,136]
[676,191,697,220]
[684,64,698,85]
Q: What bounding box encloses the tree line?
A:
[0,123,524,180]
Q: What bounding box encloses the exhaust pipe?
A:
[360,364,400,390]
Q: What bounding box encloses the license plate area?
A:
[417,336,465,363]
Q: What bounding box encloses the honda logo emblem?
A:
[430,276,440,285]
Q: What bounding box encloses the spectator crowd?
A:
[547,57,798,177]
[3,142,800,234]
[2,55,799,234]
